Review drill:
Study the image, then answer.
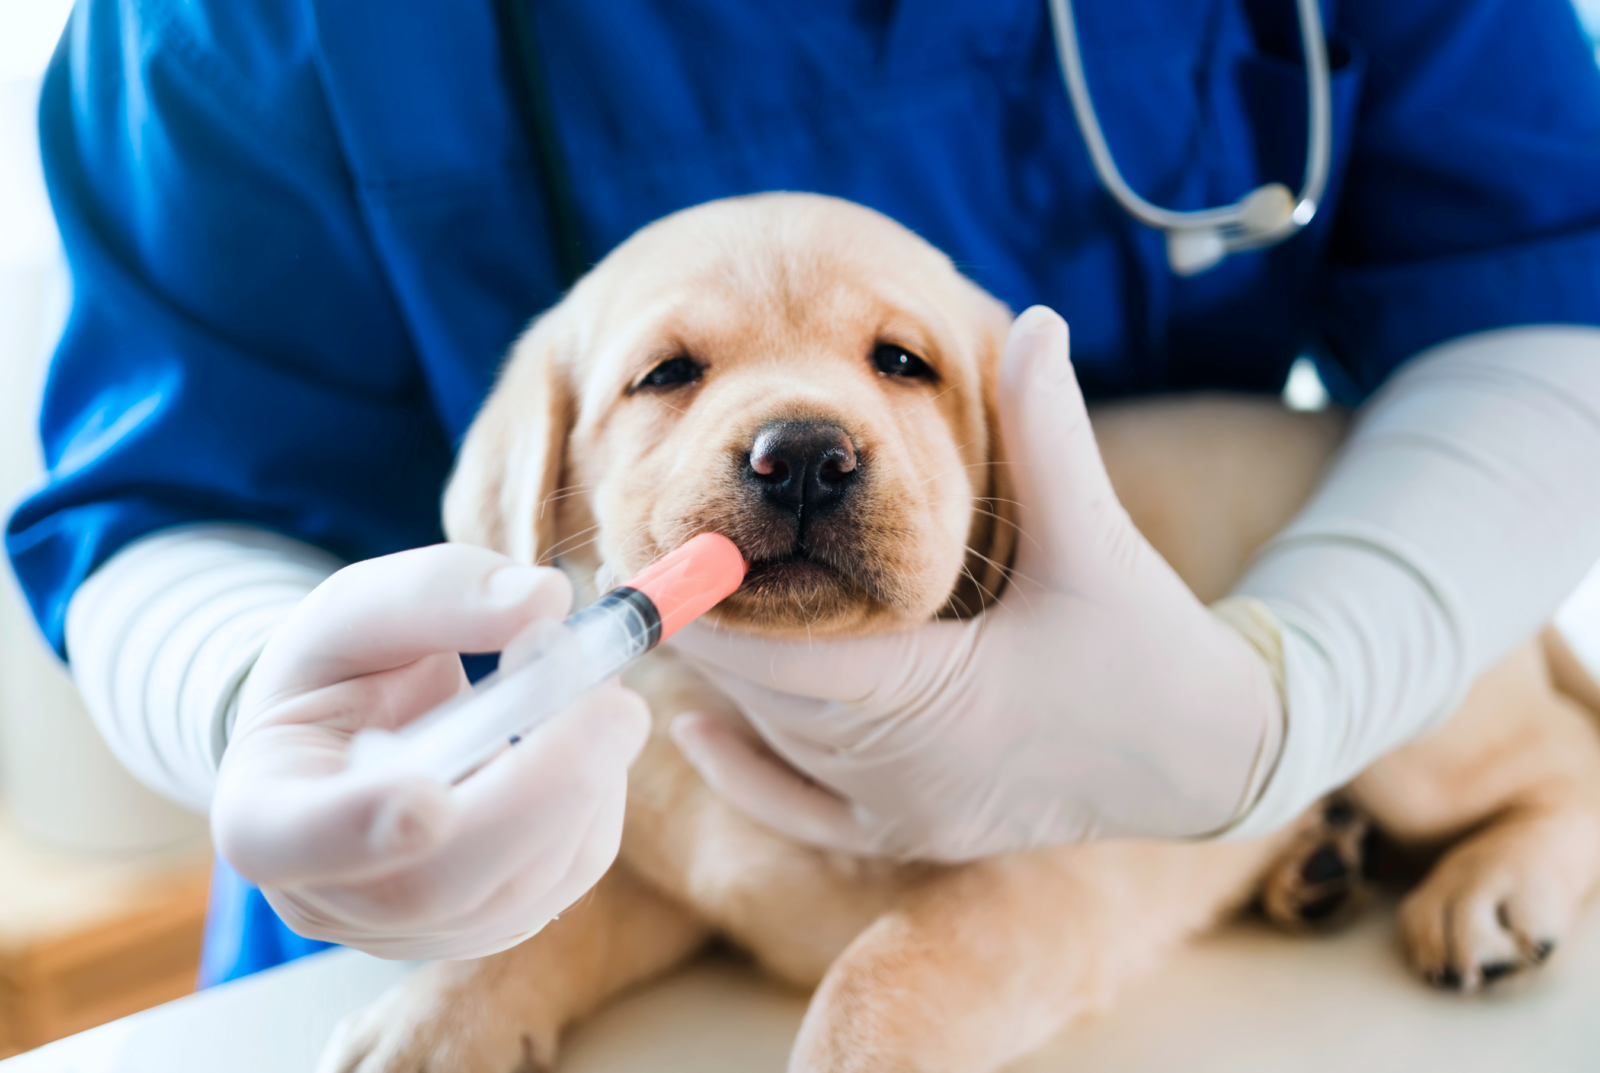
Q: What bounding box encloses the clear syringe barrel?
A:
[347,588,661,785]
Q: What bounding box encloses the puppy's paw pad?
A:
[1299,843,1350,884]
[1259,796,1370,932]
[1479,961,1519,984]
[1423,966,1465,992]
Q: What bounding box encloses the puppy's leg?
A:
[1257,794,1372,931]
[1352,641,1600,992]
[788,840,1278,1073]
[318,867,709,1073]
[1399,802,1600,990]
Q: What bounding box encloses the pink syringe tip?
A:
[624,533,747,641]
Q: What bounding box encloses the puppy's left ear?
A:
[944,298,1019,617]
[443,307,578,565]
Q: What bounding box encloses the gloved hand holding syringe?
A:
[211,534,745,961]
[348,533,747,785]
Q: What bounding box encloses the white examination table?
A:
[5,899,1598,1072]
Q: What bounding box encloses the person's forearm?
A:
[65,525,341,811]
[1229,326,1600,836]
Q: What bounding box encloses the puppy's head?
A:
[445,193,1015,638]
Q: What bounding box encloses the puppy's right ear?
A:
[443,309,576,565]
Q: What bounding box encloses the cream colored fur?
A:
[323,194,1600,1073]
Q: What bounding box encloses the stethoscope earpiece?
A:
[1166,230,1228,277]
[1238,183,1297,236]
[1165,184,1302,276]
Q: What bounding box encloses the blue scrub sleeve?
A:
[5,0,454,656]
[198,856,335,988]
[1314,0,1600,399]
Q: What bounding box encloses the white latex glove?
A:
[211,544,651,960]
[668,306,1283,860]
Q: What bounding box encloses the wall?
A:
[0,9,205,851]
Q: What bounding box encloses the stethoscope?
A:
[1048,0,1334,275]
[500,0,1335,287]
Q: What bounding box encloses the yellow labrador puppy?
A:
[323,194,1600,1073]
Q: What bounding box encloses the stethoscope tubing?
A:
[501,0,1336,284]
[1048,0,1332,248]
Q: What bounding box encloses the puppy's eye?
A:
[872,343,935,381]
[636,356,703,391]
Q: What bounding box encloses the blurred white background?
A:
[1,0,203,851]
[0,3,1597,854]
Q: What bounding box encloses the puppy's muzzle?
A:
[745,420,859,524]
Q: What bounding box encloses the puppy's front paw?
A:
[1400,808,1600,993]
[317,962,557,1073]
[1259,796,1370,931]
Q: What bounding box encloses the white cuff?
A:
[65,524,341,812]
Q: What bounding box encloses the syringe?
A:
[348,533,746,785]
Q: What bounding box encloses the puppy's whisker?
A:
[915,464,968,489]
[543,522,604,558]
[968,505,1021,534]
[540,485,596,506]
[962,547,1013,582]
[537,482,595,516]
[912,445,996,489]
[944,566,980,618]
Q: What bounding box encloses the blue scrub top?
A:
[8,0,1600,983]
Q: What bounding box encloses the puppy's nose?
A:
[747,421,859,516]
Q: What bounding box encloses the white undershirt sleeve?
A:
[65,524,342,812]
[1227,326,1600,837]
